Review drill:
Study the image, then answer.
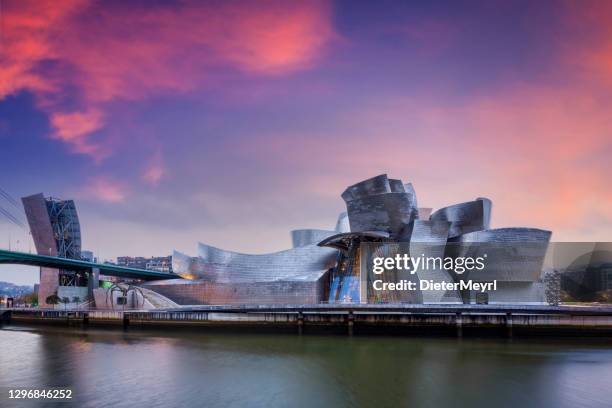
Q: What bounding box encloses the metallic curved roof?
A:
[290,212,350,248]
[317,231,390,251]
[341,174,391,202]
[429,198,491,238]
[171,242,338,283]
[451,227,551,243]
[340,175,419,236]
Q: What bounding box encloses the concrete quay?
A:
[3,304,612,337]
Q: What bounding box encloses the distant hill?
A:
[0,281,34,297]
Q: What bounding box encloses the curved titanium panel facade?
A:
[166,241,338,304]
[389,178,405,193]
[342,175,418,236]
[448,228,551,282]
[409,220,462,303]
[169,243,338,284]
[363,221,462,303]
[335,212,350,233]
[364,242,422,304]
[429,199,491,238]
[196,242,337,282]
[453,227,551,244]
[346,192,417,236]
[404,183,419,220]
[477,197,493,228]
[341,174,391,202]
[143,277,326,305]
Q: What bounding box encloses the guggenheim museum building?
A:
[144,174,552,306]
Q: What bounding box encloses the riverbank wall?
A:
[3,304,612,337]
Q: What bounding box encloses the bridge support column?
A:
[88,268,100,307]
[506,312,513,338]
[456,312,463,337]
[297,311,304,335]
[347,310,354,336]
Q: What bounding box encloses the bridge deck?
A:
[0,249,176,280]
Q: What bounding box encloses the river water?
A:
[0,324,611,407]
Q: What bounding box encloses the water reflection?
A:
[1,325,611,408]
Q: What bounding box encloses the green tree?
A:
[45,294,60,308]
[21,292,38,307]
[60,296,70,311]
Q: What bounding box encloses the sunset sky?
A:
[1,0,612,284]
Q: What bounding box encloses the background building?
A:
[117,256,172,273]
[81,250,96,263]
[22,193,86,307]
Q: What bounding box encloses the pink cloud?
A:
[0,0,335,158]
[49,109,104,155]
[0,0,87,98]
[143,165,164,186]
[142,150,165,185]
[85,177,128,203]
[561,0,612,88]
